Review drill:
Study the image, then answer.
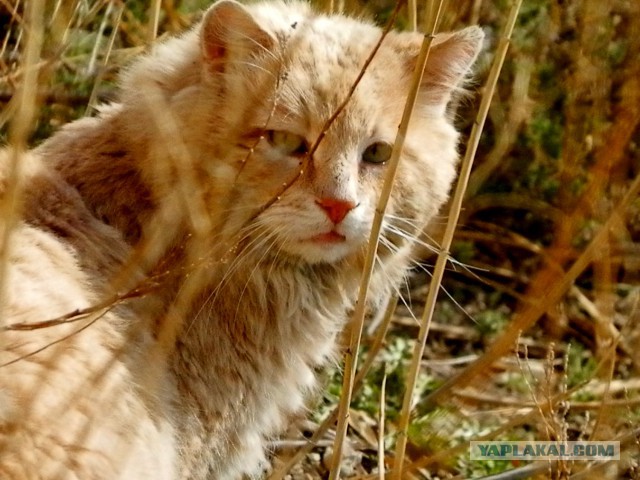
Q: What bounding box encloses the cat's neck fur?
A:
[173,259,354,477]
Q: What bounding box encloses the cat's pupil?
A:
[266,130,308,156]
[362,142,393,164]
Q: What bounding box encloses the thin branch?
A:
[1,282,153,332]
[329,2,438,477]
[0,0,45,321]
[391,0,523,476]
[421,169,640,411]
[0,307,112,368]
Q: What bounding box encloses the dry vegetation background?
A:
[1,0,640,479]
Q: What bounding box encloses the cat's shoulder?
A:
[0,147,130,281]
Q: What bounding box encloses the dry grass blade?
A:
[422,170,640,408]
[423,0,443,33]
[408,0,417,31]
[85,1,124,115]
[0,0,45,316]
[328,3,441,477]
[378,371,388,479]
[405,332,633,476]
[464,55,533,199]
[148,0,163,45]
[0,0,23,25]
[86,0,114,75]
[7,1,637,478]
[391,0,523,476]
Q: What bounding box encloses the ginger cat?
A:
[0,1,483,478]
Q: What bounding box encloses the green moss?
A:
[530,111,563,160]
[475,309,508,336]
[566,342,598,390]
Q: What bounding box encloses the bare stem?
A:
[408,0,417,31]
[0,0,44,321]
[328,3,439,478]
[148,0,162,46]
[378,371,388,478]
[421,160,640,417]
[391,0,523,477]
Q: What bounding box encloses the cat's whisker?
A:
[263,228,291,288]
[182,222,271,328]
[382,222,490,287]
[231,258,271,324]
[373,252,417,326]
[401,258,478,325]
[377,234,476,324]
[382,213,429,236]
[200,224,270,297]
[382,214,429,236]
[229,29,283,63]
[225,60,278,78]
[183,232,274,337]
[383,214,444,247]
[383,223,441,256]
[231,227,288,324]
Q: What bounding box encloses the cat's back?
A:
[0,149,177,479]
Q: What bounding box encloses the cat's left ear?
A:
[412,26,485,105]
[200,0,275,73]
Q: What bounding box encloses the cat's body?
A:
[0,1,482,478]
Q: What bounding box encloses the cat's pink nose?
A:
[316,197,357,224]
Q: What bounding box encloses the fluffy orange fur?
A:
[0,1,483,478]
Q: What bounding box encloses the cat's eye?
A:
[266,130,308,156]
[362,142,393,164]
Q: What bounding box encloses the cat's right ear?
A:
[201,0,275,73]
[408,26,485,106]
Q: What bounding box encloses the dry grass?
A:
[2,0,640,479]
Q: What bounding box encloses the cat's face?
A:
[197,1,483,265]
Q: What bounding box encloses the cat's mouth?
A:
[306,230,346,244]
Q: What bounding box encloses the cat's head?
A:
[176,1,483,266]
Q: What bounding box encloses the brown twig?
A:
[0,0,45,319]
[329,1,434,476]
[422,170,640,409]
[391,0,523,476]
